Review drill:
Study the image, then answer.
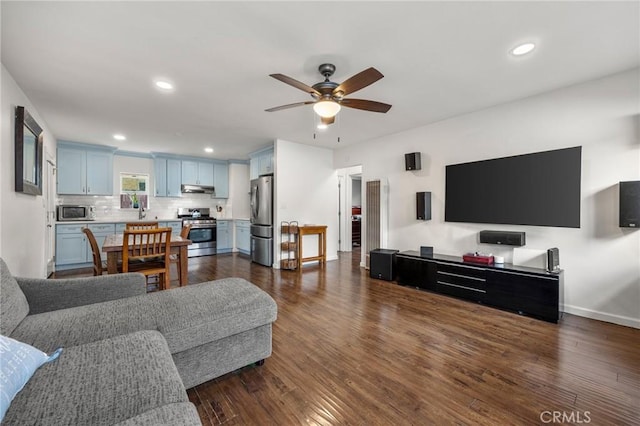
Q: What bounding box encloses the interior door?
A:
[45,152,56,276]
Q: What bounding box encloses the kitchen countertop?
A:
[56,218,251,224]
[56,218,182,224]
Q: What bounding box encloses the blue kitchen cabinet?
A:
[155,158,182,197]
[213,162,229,198]
[182,160,213,186]
[249,147,274,179]
[56,224,88,265]
[57,142,113,195]
[235,220,250,255]
[217,220,232,253]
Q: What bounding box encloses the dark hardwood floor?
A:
[57,251,639,425]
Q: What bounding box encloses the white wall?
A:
[275,139,338,267]
[229,162,250,219]
[334,69,640,328]
[1,65,56,277]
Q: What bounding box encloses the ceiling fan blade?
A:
[340,99,392,113]
[265,101,314,112]
[321,116,335,125]
[334,67,384,96]
[269,74,321,97]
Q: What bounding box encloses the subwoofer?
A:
[417,192,431,221]
[369,249,398,281]
[620,180,640,228]
[479,230,526,246]
[405,152,421,171]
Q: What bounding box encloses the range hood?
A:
[181,184,215,194]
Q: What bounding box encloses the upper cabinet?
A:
[249,147,274,180]
[213,162,229,198]
[154,157,182,197]
[57,142,114,195]
[182,160,214,186]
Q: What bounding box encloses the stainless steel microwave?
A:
[57,205,96,221]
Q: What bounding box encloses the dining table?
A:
[102,234,192,286]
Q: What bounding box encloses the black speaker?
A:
[370,249,398,281]
[420,246,434,257]
[417,192,431,220]
[620,181,640,228]
[405,152,421,171]
[479,230,526,246]
[547,248,560,273]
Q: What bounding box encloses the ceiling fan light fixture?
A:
[313,100,341,118]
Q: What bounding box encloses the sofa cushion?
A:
[0,335,61,421]
[113,403,201,426]
[2,330,189,426]
[0,259,29,336]
[10,294,161,352]
[154,278,278,353]
[11,278,277,355]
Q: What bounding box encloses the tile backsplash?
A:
[57,194,233,221]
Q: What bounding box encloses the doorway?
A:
[336,165,362,254]
[45,151,56,276]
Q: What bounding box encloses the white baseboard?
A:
[563,304,640,329]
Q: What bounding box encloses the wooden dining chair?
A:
[82,227,105,276]
[125,221,159,230]
[122,227,172,291]
[169,224,191,284]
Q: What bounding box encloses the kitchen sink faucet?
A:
[138,204,146,220]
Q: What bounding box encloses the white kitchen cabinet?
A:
[57,143,113,195]
[182,160,214,186]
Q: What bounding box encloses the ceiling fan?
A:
[265,63,392,125]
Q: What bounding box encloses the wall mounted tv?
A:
[445,146,581,228]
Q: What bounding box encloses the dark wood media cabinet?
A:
[396,251,564,323]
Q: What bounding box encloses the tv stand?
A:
[396,251,563,323]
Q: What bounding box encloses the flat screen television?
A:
[445,146,581,228]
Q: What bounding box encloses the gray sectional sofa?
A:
[0,258,277,425]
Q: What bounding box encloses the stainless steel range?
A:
[178,207,216,257]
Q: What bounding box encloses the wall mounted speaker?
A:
[369,249,399,281]
[479,230,526,246]
[620,181,640,228]
[417,192,431,221]
[405,152,421,171]
[547,248,560,273]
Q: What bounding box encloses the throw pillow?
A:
[0,335,62,421]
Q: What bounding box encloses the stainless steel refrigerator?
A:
[250,175,274,266]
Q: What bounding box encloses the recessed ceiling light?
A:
[113,134,126,141]
[154,80,174,91]
[204,147,214,153]
[511,42,536,56]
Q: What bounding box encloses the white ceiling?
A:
[2,1,638,160]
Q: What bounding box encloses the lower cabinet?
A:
[56,223,115,269]
[57,221,183,270]
[235,220,250,255]
[217,220,232,253]
[396,251,563,323]
[56,224,88,266]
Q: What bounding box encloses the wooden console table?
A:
[297,225,327,269]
